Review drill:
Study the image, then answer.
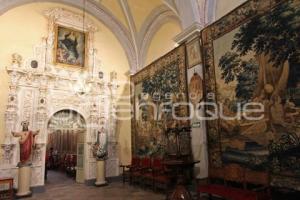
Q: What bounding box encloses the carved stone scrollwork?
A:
[1,7,121,188]
[1,143,15,165]
[33,144,45,164]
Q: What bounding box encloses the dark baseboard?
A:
[107,176,122,183]
[31,185,46,193]
[85,176,122,186]
[85,179,96,186]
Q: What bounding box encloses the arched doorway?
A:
[46,109,86,184]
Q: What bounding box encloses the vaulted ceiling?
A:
[0,0,217,72]
[99,0,175,31]
[95,0,182,70]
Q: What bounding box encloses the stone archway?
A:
[47,109,87,183]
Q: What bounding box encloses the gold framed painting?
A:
[54,25,88,68]
[186,38,202,68]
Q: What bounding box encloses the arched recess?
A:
[47,109,86,135]
[47,109,86,183]
[0,0,137,71]
[138,5,182,69]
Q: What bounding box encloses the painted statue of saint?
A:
[92,128,108,161]
[12,121,39,165]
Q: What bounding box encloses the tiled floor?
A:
[27,171,165,200]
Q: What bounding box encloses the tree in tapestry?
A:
[136,63,180,156]
[204,0,300,184]
[131,46,188,157]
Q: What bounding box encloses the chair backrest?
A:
[141,157,151,168]
[132,157,141,166]
[152,158,163,170]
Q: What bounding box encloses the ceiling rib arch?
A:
[138,5,181,69]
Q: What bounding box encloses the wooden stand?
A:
[164,160,200,200]
[16,163,32,198]
[95,160,108,187]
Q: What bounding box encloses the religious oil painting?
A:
[202,0,300,190]
[188,64,203,128]
[186,38,202,68]
[55,25,87,67]
[131,45,189,157]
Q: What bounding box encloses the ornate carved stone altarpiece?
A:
[0,8,119,187]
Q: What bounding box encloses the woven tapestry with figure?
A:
[201,0,300,190]
[131,45,189,157]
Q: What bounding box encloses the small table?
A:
[163,160,200,200]
[0,177,13,200]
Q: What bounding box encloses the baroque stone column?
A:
[105,71,119,177]
[31,76,48,186]
[3,60,21,166]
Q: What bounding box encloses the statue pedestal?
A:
[16,163,32,198]
[95,160,107,187]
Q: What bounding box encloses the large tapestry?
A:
[131,46,189,156]
[202,0,300,190]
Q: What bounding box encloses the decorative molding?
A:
[173,22,203,44]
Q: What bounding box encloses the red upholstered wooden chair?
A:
[140,157,163,189]
[132,157,152,185]
[152,159,173,192]
[123,157,141,184]
[120,157,140,183]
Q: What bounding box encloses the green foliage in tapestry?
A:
[142,62,180,102]
[232,0,300,86]
[219,0,300,101]
[219,52,259,103]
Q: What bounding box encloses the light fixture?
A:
[71,0,92,97]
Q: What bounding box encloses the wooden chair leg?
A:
[152,179,155,191]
